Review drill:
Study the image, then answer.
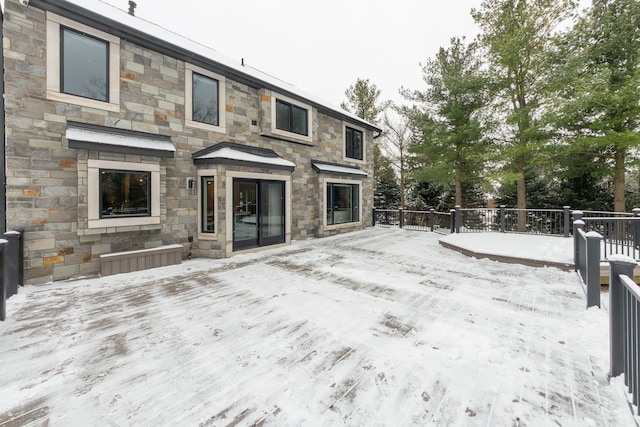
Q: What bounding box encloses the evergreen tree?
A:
[550,0,640,212]
[403,37,489,207]
[472,0,576,227]
[341,78,399,208]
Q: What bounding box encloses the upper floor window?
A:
[61,27,109,102]
[192,72,219,126]
[345,126,364,161]
[275,99,309,136]
[46,12,120,112]
[185,64,226,133]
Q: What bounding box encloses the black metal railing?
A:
[575,210,640,261]
[373,208,452,235]
[374,206,572,237]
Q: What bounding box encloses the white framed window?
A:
[323,178,362,228]
[197,169,217,239]
[46,12,120,112]
[185,63,226,133]
[270,94,313,143]
[87,160,160,229]
[344,123,366,164]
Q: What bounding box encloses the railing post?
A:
[633,208,640,249]
[398,208,404,229]
[0,239,6,321]
[585,231,602,308]
[563,206,570,238]
[4,231,20,298]
[450,209,455,234]
[430,209,435,232]
[609,256,638,378]
[572,210,583,222]
[372,208,376,226]
[500,205,506,233]
[574,219,585,271]
[455,205,461,233]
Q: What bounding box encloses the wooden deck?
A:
[0,228,635,426]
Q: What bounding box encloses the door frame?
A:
[225,171,292,255]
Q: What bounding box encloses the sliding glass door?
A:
[233,179,285,250]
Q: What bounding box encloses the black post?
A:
[372,208,376,227]
[430,209,435,232]
[17,229,23,286]
[450,209,455,234]
[399,208,404,229]
[609,256,638,379]
[455,206,461,233]
[0,239,6,321]
[500,205,506,233]
[564,206,570,238]
[4,231,19,297]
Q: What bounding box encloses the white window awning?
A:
[312,161,368,177]
[193,143,295,171]
[66,122,175,158]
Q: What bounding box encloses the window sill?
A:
[186,119,226,134]
[47,90,120,113]
[198,232,218,241]
[88,216,160,229]
[323,221,363,231]
[260,132,314,147]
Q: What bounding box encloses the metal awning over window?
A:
[192,142,295,171]
[66,121,175,158]
[311,160,368,177]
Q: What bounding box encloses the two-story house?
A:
[2,0,381,284]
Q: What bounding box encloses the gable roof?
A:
[29,0,382,133]
[192,142,295,171]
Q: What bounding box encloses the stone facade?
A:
[2,0,378,284]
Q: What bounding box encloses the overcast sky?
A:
[99,0,481,108]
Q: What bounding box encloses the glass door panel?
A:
[233,179,285,250]
[260,181,285,245]
[233,180,258,250]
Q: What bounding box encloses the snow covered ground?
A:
[0,228,635,426]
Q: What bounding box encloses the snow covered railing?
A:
[608,256,640,415]
[575,209,640,262]
[372,208,452,234]
[0,230,24,321]
[573,219,602,308]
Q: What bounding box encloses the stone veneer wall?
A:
[2,0,374,284]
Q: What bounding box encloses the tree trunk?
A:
[516,154,527,232]
[613,148,626,212]
[455,178,462,207]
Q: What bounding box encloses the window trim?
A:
[197,171,217,239]
[99,169,151,219]
[87,160,160,229]
[322,178,363,229]
[46,12,120,112]
[343,123,366,164]
[270,94,313,143]
[185,63,226,133]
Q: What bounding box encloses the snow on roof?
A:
[312,161,368,177]
[57,0,380,132]
[66,126,176,154]
[194,146,296,168]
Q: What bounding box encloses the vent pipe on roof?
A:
[128,1,137,16]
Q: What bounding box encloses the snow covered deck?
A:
[0,228,634,425]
